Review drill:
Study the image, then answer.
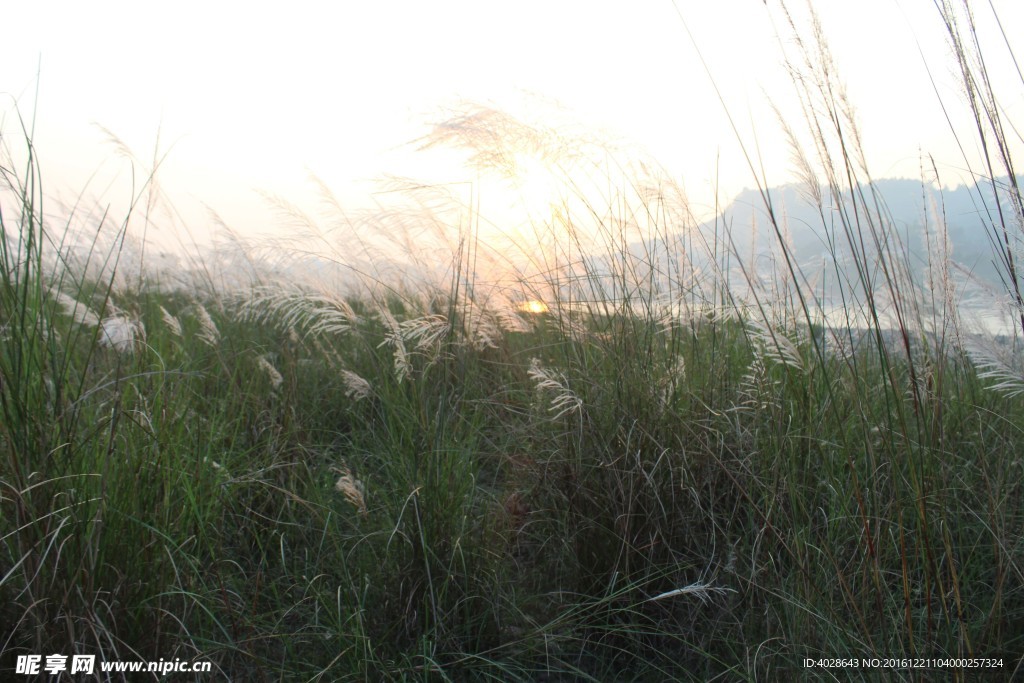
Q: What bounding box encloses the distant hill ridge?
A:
[712,176,1024,284]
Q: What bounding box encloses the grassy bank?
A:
[2,2,1023,680]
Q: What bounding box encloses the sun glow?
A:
[517,299,549,314]
[510,152,562,219]
[466,145,571,284]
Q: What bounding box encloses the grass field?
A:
[2,2,1023,680]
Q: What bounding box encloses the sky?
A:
[2,1,1022,251]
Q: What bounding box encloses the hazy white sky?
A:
[2,1,1022,244]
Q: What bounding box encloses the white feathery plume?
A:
[51,289,100,327]
[528,358,583,419]
[238,285,359,338]
[192,302,220,347]
[341,369,372,401]
[160,306,183,337]
[647,580,735,605]
[332,465,367,517]
[99,315,144,354]
[746,317,804,371]
[257,354,284,390]
[967,340,1024,398]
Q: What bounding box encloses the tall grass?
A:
[2,1,1023,680]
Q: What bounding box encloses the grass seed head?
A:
[257,354,284,390]
[100,315,144,354]
[341,369,372,401]
[160,306,183,337]
[333,466,367,517]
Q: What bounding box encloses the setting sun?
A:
[517,299,549,314]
